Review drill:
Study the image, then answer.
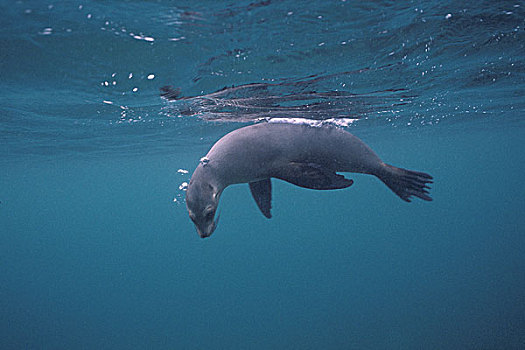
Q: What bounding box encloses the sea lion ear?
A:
[207,184,217,197]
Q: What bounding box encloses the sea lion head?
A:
[186,172,221,238]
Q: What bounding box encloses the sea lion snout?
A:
[197,228,210,239]
[187,208,217,238]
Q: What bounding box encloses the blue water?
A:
[1,0,524,348]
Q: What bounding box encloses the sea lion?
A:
[186,122,432,238]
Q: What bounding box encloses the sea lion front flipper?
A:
[249,179,272,219]
[275,162,354,190]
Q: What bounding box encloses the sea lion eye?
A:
[204,210,215,221]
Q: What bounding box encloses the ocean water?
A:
[1,0,524,348]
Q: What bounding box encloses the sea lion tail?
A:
[377,164,433,202]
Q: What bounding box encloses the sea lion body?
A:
[186,122,432,238]
[205,123,380,185]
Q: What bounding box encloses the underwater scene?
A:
[1,0,524,348]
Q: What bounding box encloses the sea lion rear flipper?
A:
[275,162,353,190]
[377,164,433,202]
[249,179,272,218]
